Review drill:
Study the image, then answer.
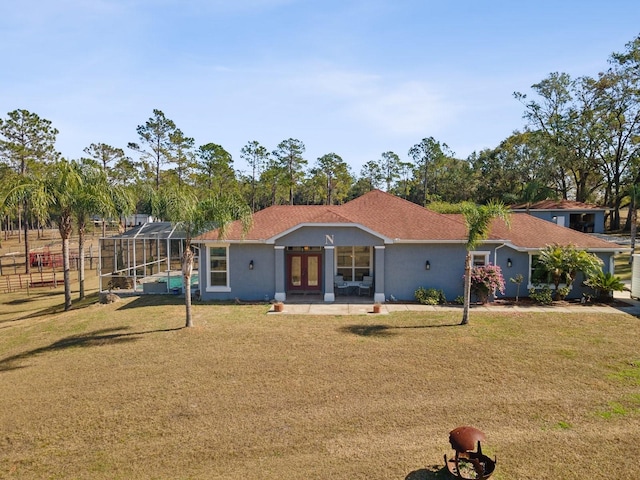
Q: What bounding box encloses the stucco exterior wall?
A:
[383,243,529,301]
[199,243,276,301]
[196,236,615,303]
[383,244,465,301]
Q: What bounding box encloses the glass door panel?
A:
[307,256,318,287]
[291,256,302,286]
[287,254,321,291]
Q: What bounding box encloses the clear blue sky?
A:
[2,0,639,176]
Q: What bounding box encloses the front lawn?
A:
[1,287,639,479]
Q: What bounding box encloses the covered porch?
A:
[274,242,386,304]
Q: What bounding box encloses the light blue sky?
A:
[2,0,639,176]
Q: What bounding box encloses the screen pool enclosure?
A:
[99,222,198,295]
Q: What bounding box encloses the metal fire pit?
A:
[444,426,496,479]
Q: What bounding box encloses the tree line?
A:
[2,34,640,238]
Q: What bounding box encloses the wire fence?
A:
[1,254,99,293]
[1,271,65,293]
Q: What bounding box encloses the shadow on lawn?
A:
[116,295,185,310]
[5,292,103,324]
[405,466,451,479]
[340,322,460,337]
[4,297,37,305]
[0,325,183,372]
[0,292,56,315]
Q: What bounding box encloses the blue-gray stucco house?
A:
[194,190,623,303]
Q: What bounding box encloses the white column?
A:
[374,245,386,303]
[324,246,335,302]
[274,246,286,302]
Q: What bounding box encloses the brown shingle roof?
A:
[196,190,468,242]
[194,190,621,251]
[195,205,340,241]
[484,214,619,250]
[338,190,467,240]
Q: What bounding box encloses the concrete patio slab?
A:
[267,291,640,316]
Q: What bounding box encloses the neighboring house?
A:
[510,200,609,233]
[194,190,624,303]
[125,213,156,227]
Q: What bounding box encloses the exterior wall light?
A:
[249,260,254,270]
[507,258,512,268]
[425,260,431,270]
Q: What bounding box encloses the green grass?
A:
[610,360,640,384]
[596,398,640,420]
[614,252,634,281]
[554,421,572,430]
[1,282,640,479]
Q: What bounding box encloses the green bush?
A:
[557,286,571,300]
[585,271,626,302]
[536,244,603,300]
[415,287,447,305]
[529,285,553,305]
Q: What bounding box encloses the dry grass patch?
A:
[1,287,639,479]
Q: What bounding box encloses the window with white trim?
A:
[529,254,567,287]
[207,245,230,291]
[471,251,490,266]
[336,246,371,281]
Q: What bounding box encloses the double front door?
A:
[287,253,322,292]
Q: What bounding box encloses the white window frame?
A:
[335,246,372,282]
[527,253,568,290]
[471,251,490,267]
[206,244,231,292]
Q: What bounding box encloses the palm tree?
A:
[47,160,83,310]
[1,160,80,309]
[537,244,603,300]
[151,185,252,327]
[461,201,511,325]
[536,244,566,296]
[3,160,83,310]
[73,160,135,299]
